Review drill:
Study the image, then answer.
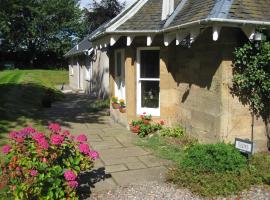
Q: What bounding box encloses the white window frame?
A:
[136,47,160,116]
[114,49,126,100]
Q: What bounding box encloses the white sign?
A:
[235,138,254,155]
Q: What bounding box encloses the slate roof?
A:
[115,0,270,32]
[228,0,270,21]
[64,37,92,58]
[167,0,216,28]
[117,0,164,30]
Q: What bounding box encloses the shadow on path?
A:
[77,167,112,199]
[41,92,110,128]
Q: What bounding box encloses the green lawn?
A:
[0,69,68,146]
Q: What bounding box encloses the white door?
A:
[137,47,160,116]
[114,49,125,100]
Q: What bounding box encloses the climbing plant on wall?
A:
[232,34,270,144]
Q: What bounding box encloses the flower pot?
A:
[143,119,151,125]
[130,126,140,133]
[119,107,126,113]
[112,103,120,109]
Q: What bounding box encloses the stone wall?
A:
[108,28,268,151]
[91,49,110,98]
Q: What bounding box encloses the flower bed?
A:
[0,123,99,199]
[129,113,164,137]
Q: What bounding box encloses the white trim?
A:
[107,0,148,32]
[242,26,255,40]
[176,31,189,45]
[114,49,126,100]
[164,33,175,46]
[136,47,160,116]
[110,35,121,46]
[161,0,174,20]
[127,36,134,46]
[213,26,221,41]
[190,27,200,44]
[147,35,155,46]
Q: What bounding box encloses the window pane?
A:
[116,52,122,76]
[141,81,159,108]
[140,50,159,78]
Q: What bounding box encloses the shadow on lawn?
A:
[0,83,109,143]
[77,167,112,199]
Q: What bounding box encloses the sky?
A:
[80,0,137,9]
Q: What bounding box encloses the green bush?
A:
[167,167,259,197]
[160,127,185,138]
[181,143,247,173]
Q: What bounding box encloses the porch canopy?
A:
[89,0,270,48]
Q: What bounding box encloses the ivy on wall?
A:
[232,36,270,144]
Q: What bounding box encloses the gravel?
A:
[90,182,270,200]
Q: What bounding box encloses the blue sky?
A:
[80,0,136,9]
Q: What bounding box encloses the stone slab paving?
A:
[70,122,170,193]
[43,93,171,197]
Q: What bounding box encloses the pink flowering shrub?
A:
[0,123,98,199]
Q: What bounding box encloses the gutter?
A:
[90,18,270,41]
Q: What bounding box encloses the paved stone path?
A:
[43,93,170,198]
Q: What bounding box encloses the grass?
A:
[0,69,68,146]
[137,135,185,165]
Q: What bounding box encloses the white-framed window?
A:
[114,49,125,100]
[136,47,160,116]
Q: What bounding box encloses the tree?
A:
[232,36,270,146]
[0,0,83,66]
[82,0,125,34]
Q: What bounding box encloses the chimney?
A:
[162,0,174,20]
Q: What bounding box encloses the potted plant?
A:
[141,112,152,125]
[111,96,119,109]
[119,99,126,113]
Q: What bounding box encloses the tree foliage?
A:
[0,0,82,58]
[232,37,270,143]
[82,0,125,34]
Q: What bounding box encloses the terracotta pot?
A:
[112,102,120,109]
[119,107,126,113]
[143,119,151,125]
[130,126,140,133]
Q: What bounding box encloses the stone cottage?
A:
[88,0,270,151]
[65,36,109,98]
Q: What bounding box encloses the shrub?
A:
[160,127,185,138]
[181,143,247,173]
[167,167,258,197]
[0,124,99,199]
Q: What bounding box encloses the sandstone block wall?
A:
[108,28,268,151]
